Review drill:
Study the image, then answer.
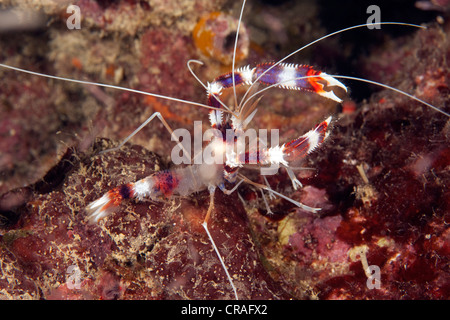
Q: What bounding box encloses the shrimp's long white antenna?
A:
[243,74,450,117]
[232,0,247,110]
[202,186,239,300]
[331,75,449,117]
[187,59,208,90]
[0,62,222,112]
[239,22,426,110]
[187,59,239,118]
[202,221,239,300]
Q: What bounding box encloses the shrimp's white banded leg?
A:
[260,189,274,216]
[262,176,276,200]
[238,173,321,213]
[201,185,239,300]
[100,111,190,163]
[285,166,303,190]
[218,179,244,195]
[265,186,320,213]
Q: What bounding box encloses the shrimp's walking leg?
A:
[262,176,276,199]
[203,185,216,225]
[101,112,189,163]
[260,189,274,216]
[238,173,321,213]
[284,166,303,190]
[201,186,239,300]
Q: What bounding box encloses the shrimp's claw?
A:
[316,72,347,103]
[282,116,332,163]
[258,116,332,167]
[320,72,347,91]
[255,63,346,103]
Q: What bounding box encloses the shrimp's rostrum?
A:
[0,0,448,301]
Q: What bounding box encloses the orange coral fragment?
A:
[193,11,249,65]
[71,57,83,70]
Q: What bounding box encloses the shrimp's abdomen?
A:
[87,163,223,224]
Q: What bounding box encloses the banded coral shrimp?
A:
[242,2,450,299]
[0,0,448,301]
